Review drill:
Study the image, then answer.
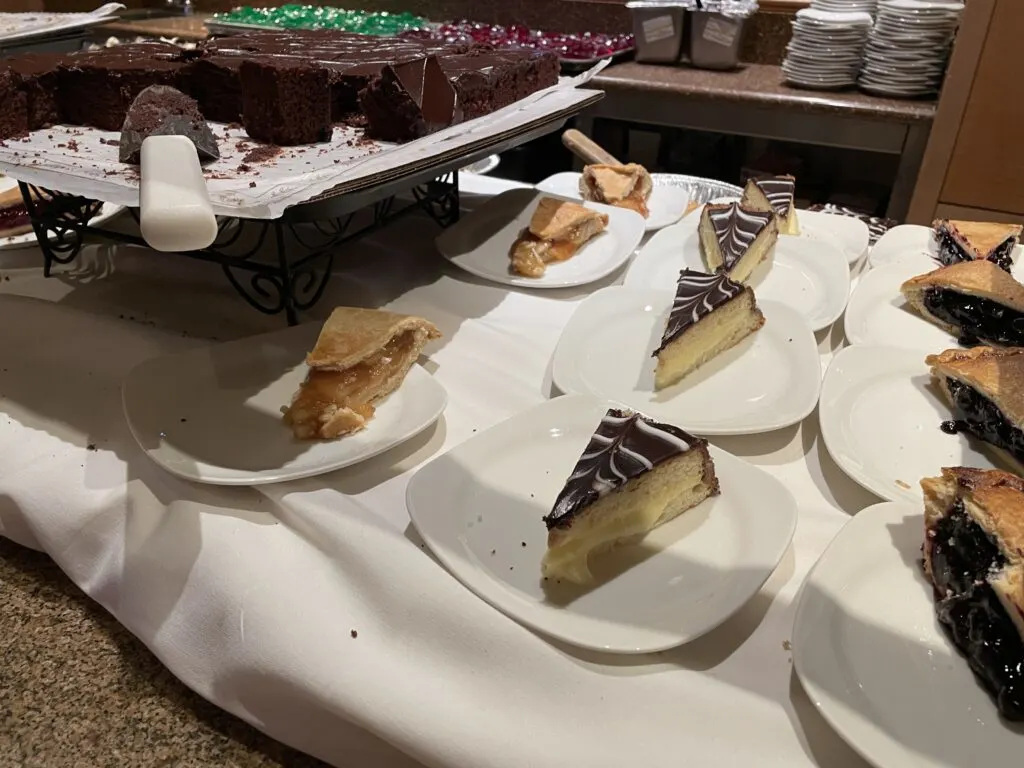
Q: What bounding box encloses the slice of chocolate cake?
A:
[240,58,333,145]
[359,56,461,142]
[699,202,778,284]
[0,71,28,141]
[653,269,765,390]
[6,53,63,130]
[542,407,719,584]
[182,56,245,124]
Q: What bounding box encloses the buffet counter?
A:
[584,61,936,221]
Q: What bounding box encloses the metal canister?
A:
[687,0,758,70]
[626,1,697,64]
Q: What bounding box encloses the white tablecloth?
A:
[0,189,879,768]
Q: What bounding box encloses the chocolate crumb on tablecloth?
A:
[242,144,281,163]
[236,163,251,173]
[249,181,256,187]
[350,630,358,639]
[86,443,97,451]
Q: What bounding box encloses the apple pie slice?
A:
[579,163,652,218]
[283,307,441,440]
[509,196,609,278]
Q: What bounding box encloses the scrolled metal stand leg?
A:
[412,171,461,229]
[274,221,298,327]
[20,183,99,277]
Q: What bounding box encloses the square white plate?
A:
[625,210,851,330]
[818,344,999,505]
[535,171,691,232]
[122,323,447,485]
[406,394,798,653]
[435,188,645,289]
[869,223,1024,273]
[551,287,821,435]
[845,259,964,350]
[793,500,1023,768]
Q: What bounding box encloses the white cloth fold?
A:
[0,208,875,768]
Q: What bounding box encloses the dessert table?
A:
[0,181,879,768]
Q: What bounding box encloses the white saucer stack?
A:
[859,0,964,97]
[782,8,874,90]
[810,0,878,13]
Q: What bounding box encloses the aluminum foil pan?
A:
[650,173,743,205]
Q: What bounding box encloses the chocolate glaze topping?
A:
[654,269,745,355]
[753,176,795,218]
[543,408,705,530]
[706,203,774,272]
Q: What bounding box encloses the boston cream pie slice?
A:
[283,307,441,440]
[921,467,1024,720]
[653,269,765,390]
[928,346,1024,474]
[699,202,778,284]
[901,259,1024,347]
[542,407,719,584]
[741,174,799,235]
[579,163,652,218]
[509,196,609,278]
[933,219,1022,273]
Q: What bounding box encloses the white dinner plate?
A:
[801,208,871,263]
[793,500,1024,768]
[435,188,645,289]
[552,287,821,435]
[869,223,1024,274]
[122,322,448,485]
[844,260,962,350]
[535,171,691,232]
[406,394,798,653]
[0,175,124,251]
[818,345,999,505]
[625,212,851,331]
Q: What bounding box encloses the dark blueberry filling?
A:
[923,288,1024,347]
[943,380,1024,465]
[990,240,1017,273]
[935,230,1014,273]
[929,499,1024,720]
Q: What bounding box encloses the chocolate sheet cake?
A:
[0,29,560,147]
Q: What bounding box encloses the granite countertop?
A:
[593,62,937,123]
[0,536,328,767]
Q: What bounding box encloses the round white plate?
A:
[535,171,690,232]
[552,287,821,435]
[818,344,999,505]
[406,394,798,653]
[845,259,964,350]
[625,212,851,331]
[869,223,1024,274]
[0,175,124,251]
[123,323,448,485]
[435,188,645,289]
[460,154,500,175]
[793,500,1023,768]
[802,209,871,263]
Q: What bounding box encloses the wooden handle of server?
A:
[561,129,620,166]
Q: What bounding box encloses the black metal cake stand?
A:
[16,94,601,326]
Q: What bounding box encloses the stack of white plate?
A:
[782,8,874,90]
[859,0,964,97]
[811,0,878,13]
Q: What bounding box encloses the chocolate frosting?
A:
[654,269,745,354]
[705,203,774,271]
[384,55,461,131]
[753,176,795,218]
[543,408,705,530]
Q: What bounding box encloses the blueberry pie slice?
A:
[928,346,1024,474]
[921,467,1024,720]
[933,219,1022,273]
[901,260,1024,347]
